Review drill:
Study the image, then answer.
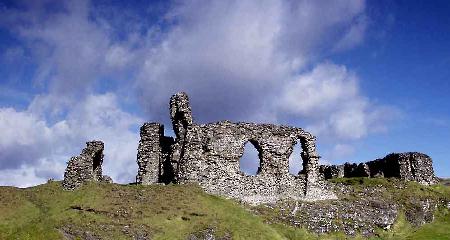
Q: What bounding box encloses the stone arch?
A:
[239,140,263,175]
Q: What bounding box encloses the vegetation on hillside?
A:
[0,179,449,239]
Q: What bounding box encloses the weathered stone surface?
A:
[62,141,110,190]
[375,152,437,185]
[320,152,437,185]
[319,165,344,180]
[136,92,336,203]
[170,92,193,140]
[136,123,174,185]
[259,180,440,237]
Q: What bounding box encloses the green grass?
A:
[330,177,450,205]
[0,180,449,239]
[0,182,285,239]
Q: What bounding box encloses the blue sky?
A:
[0,0,449,187]
[330,0,450,177]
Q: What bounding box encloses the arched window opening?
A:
[239,141,261,175]
[289,142,303,176]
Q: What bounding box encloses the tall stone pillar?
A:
[299,134,321,195]
[169,92,194,182]
[170,92,193,139]
[136,123,164,184]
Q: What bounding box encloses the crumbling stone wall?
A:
[136,123,174,184]
[136,92,336,203]
[319,152,437,185]
[62,141,112,190]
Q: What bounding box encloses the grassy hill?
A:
[0,179,449,240]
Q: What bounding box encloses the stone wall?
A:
[319,152,437,185]
[62,141,112,190]
[136,123,174,185]
[61,91,437,200]
[136,92,336,203]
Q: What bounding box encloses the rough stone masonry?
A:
[63,92,437,204]
[136,92,336,203]
[62,141,112,190]
[319,152,437,185]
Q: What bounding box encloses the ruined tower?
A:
[62,92,437,201]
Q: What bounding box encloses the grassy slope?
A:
[0,180,449,240]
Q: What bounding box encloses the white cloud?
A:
[135,0,369,123]
[0,108,51,147]
[278,62,392,140]
[331,144,356,160]
[0,166,48,188]
[278,63,360,117]
[0,0,400,186]
[0,93,142,187]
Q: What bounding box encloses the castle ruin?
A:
[319,152,437,185]
[135,92,336,203]
[63,92,437,204]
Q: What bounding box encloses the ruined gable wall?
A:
[177,121,306,203]
[168,92,336,203]
[175,121,335,203]
[62,141,108,190]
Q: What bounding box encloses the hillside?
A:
[1,178,450,240]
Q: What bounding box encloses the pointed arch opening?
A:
[289,141,304,176]
[239,140,261,175]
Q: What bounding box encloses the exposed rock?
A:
[62,141,110,190]
[256,180,442,237]
[101,175,113,183]
[405,199,437,226]
[187,228,232,240]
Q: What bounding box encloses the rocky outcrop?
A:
[320,152,437,185]
[257,179,444,237]
[62,141,112,190]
